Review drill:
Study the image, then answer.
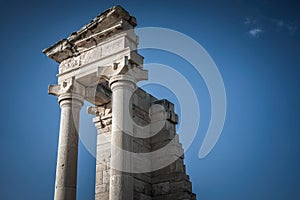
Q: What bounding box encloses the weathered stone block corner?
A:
[44,5,197,200]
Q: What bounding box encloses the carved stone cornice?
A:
[42,5,137,63]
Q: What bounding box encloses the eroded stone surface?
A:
[89,88,196,200]
[43,5,137,63]
[46,5,196,200]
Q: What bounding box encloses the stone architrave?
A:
[44,5,197,200]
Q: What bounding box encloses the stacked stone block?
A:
[45,5,197,200]
[89,88,196,199]
[88,103,112,199]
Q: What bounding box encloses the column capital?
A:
[88,103,112,130]
[48,77,85,96]
[48,77,84,108]
[109,67,148,90]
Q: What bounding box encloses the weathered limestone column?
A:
[43,5,198,200]
[109,69,147,200]
[49,80,84,200]
[109,75,135,200]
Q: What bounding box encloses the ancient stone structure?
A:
[44,5,196,200]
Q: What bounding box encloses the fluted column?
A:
[49,80,84,200]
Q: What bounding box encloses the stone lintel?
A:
[56,30,142,74]
[85,83,111,105]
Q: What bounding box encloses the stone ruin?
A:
[43,5,196,200]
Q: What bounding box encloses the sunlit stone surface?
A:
[44,5,196,200]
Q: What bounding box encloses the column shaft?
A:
[54,94,83,200]
[109,76,135,200]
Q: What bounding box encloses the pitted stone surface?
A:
[43,5,137,63]
[45,5,196,200]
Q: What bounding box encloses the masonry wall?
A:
[93,88,196,200]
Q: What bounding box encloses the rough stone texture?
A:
[46,5,196,200]
[43,5,137,63]
[48,80,84,200]
[90,89,196,199]
[88,103,112,199]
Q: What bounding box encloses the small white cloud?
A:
[244,17,257,25]
[244,17,262,38]
[275,19,285,27]
[244,17,251,25]
[272,19,299,35]
[248,28,263,37]
[287,25,298,34]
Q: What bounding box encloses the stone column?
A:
[49,80,84,200]
[108,74,137,200]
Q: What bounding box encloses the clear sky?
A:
[0,0,299,199]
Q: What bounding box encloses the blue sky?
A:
[0,0,300,199]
